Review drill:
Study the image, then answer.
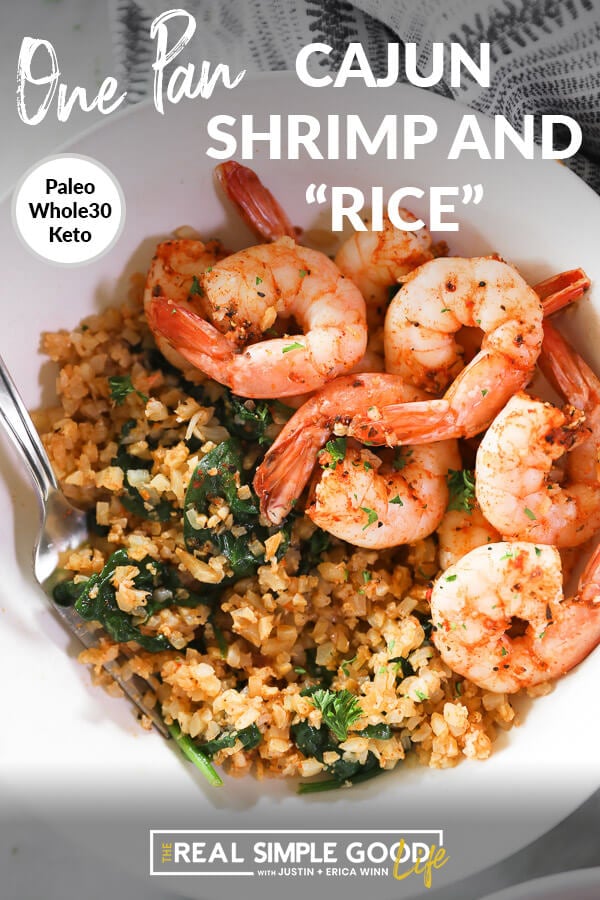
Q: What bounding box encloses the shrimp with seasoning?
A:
[334,213,441,323]
[143,238,227,373]
[306,439,460,550]
[430,541,600,693]
[253,276,587,523]
[216,161,440,325]
[476,320,600,547]
[437,505,501,570]
[348,264,590,446]
[253,372,460,548]
[146,236,367,398]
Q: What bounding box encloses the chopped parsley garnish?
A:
[415,690,428,702]
[390,495,403,505]
[447,468,476,513]
[393,448,413,471]
[308,689,363,742]
[445,574,457,582]
[282,341,305,353]
[108,374,148,406]
[255,276,263,285]
[481,389,488,397]
[322,437,346,468]
[500,646,508,657]
[298,269,309,278]
[340,655,357,677]
[524,507,537,520]
[189,275,203,296]
[360,507,378,530]
[362,571,371,583]
[440,307,451,313]
[535,547,542,557]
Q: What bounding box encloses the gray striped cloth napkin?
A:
[110,0,600,193]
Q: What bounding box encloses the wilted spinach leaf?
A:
[184,439,289,581]
[62,549,211,652]
[298,528,331,575]
[201,723,261,758]
[291,719,390,793]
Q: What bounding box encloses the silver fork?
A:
[0,353,168,737]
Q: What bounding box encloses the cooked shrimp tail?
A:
[146,298,235,375]
[538,319,599,411]
[253,417,333,525]
[215,161,296,241]
[533,267,591,316]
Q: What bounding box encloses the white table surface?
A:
[1,3,599,899]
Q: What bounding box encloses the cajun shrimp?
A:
[348,264,590,446]
[306,440,461,550]
[334,213,439,322]
[476,321,600,547]
[253,372,453,526]
[146,236,367,398]
[430,541,600,692]
[143,238,227,373]
[216,162,439,323]
[437,506,500,570]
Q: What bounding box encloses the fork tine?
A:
[51,600,169,737]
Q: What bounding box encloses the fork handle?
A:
[0,354,58,504]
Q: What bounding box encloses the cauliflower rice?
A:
[33,283,520,790]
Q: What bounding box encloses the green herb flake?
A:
[445,574,457,582]
[447,468,476,513]
[524,507,537,520]
[362,571,372,583]
[393,448,413,471]
[535,547,542,557]
[440,307,451,313]
[298,269,309,278]
[294,666,307,674]
[415,690,428,702]
[282,341,305,353]
[340,655,357,677]
[390,495,403,505]
[360,507,378,530]
[189,275,203,296]
[481,389,488,397]
[455,681,463,696]
[255,276,263,285]
[500,646,508,657]
[322,437,347,469]
[108,374,148,407]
